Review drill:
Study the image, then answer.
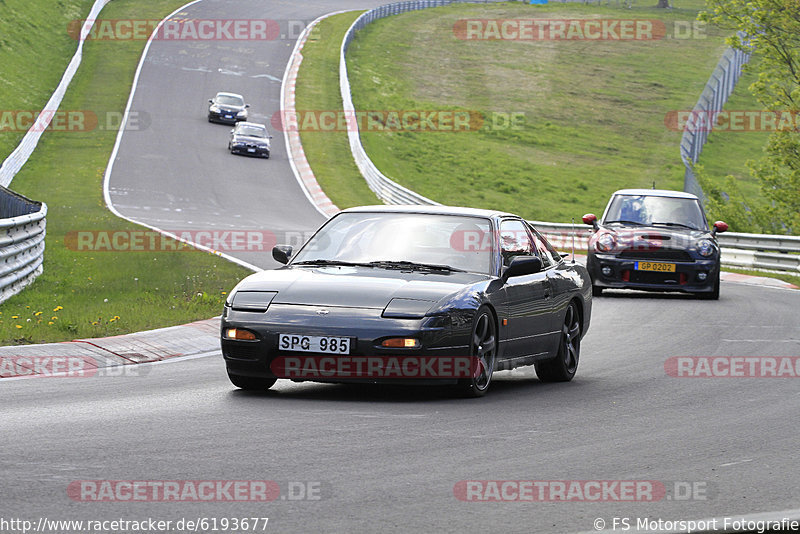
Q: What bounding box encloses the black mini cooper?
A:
[583,189,728,299]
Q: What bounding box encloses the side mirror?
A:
[272,245,293,265]
[712,221,728,236]
[501,255,542,283]
[208,99,213,104]
[582,213,598,230]
[230,129,235,133]
[245,104,250,108]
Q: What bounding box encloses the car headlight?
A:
[230,291,277,312]
[595,233,617,252]
[696,238,716,257]
[209,105,220,113]
[236,110,247,117]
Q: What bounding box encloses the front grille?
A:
[628,270,684,284]
[223,342,264,361]
[617,249,693,261]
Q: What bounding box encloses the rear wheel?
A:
[535,301,581,382]
[457,307,497,398]
[227,372,276,391]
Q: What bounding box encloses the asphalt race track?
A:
[3,1,800,533]
[106,0,386,269]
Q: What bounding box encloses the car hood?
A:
[598,225,711,246]
[215,104,245,112]
[231,266,490,309]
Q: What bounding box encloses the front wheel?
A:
[535,301,581,382]
[228,372,276,391]
[457,306,497,398]
[697,270,720,300]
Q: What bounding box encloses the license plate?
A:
[225,114,233,118]
[279,334,351,354]
[635,261,676,272]
[247,148,256,153]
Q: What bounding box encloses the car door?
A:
[498,218,553,363]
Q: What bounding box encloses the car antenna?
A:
[571,217,576,264]
[652,181,656,189]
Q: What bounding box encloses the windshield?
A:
[237,126,266,138]
[216,95,244,106]
[603,195,708,231]
[291,212,494,274]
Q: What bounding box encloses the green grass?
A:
[338,2,732,221]
[0,0,250,345]
[295,11,379,208]
[0,0,95,158]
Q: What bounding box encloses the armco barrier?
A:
[341,1,504,206]
[0,188,47,304]
[680,33,751,200]
[0,0,112,187]
[0,0,111,303]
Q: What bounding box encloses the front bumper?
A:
[230,144,269,158]
[221,304,471,384]
[587,253,719,294]
[208,111,244,124]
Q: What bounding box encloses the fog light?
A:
[697,272,708,281]
[601,266,612,276]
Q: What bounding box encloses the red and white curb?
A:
[280,12,349,219]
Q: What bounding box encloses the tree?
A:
[700,0,800,234]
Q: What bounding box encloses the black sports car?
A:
[228,121,271,158]
[583,189,728,299]
[208,92,248,124]
[221,206,592,397]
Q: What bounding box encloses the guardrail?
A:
[531,220,800,274]
[680,33,751,200]
[0,0,110,303]
[341,0,507,206]
[0,188,47,304]
[0,0,112,187]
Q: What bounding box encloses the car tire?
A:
[227,373,277,391]
[535,300,580,382]
[457,306,497,398]
[591,285,603,297]
[698,270,720,300]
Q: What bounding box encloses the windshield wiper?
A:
[368,260,465,273]
[604,220,645,226]
[651,222,698,230]
[292,259,370,267]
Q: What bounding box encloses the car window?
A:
[499,219,534,267]
[604,195,708,230]
[529,226,560,268]
[292,212,494,275]
[217,95,244,106]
